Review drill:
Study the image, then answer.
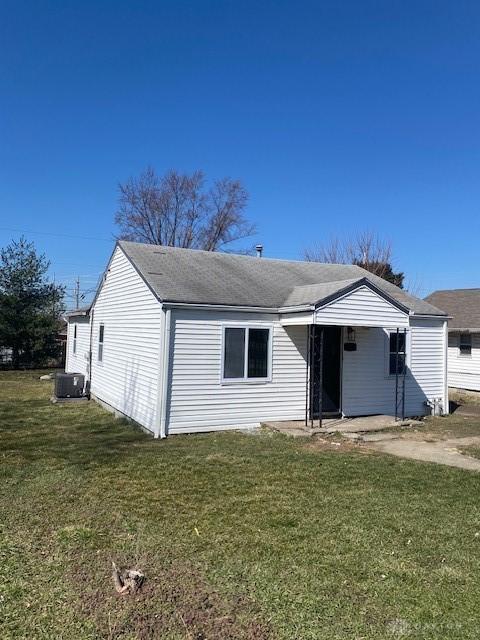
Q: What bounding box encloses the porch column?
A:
[317,326,324,429]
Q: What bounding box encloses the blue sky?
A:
[1,0,479,305]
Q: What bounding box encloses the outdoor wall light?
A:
[346,327,356,343]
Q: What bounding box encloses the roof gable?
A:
[315,283,409,328]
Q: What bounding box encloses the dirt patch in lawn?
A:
[304,435,375,454]
[74,553,273,640]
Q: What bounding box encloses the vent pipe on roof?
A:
[255,244,263,258]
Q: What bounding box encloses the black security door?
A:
[310,326,342,417]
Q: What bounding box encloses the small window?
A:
[73,324,77,355]
[459,333,472,355]
[223,326,271,382]
[389,331,406,376]
[98,324,104,362]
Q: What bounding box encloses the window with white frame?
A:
[459,333,472,355]
[389,331,407,375]
[73,324,77,354]
[98,324,105,362]
[222,326,271,381]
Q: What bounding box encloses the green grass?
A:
[460,446,480,460]
[413,413,480,440]
[2,371,480,639]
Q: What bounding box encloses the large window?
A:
[223,326,271,382]
[73,324,77,354]
[459,333,472,355]
[98,324,105,362]
[389,331,406,376]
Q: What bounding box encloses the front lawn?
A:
[1,371,480,639]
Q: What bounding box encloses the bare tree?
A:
[305,231,404,288]
[115,167,255,251]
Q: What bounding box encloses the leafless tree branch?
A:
[305,231,404,288]
[115,167,254,252]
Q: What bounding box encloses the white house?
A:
[65,241,448,437]
[425,289,480,391]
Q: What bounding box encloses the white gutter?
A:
[161,297,433,318]
[278,304,314,313]
[162,302,278,313]
[156,307,172,439]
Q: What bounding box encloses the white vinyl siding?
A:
[65,316,90,376]
[448,333,480,391]
[89,247,163,433]
[167,309,308,433]
[342,317,447,416]
[315,285,409,328]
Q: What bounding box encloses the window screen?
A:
[224,328,245,378]
[389,331,406,375]
[247,328,269,378]
[98,324,105,362]
[459,334,472,355]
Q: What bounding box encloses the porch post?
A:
[305,324,310,426]
[310,324,315,428]
[395,327,399,421]
[318,326,324,429]
[402,327,407,420]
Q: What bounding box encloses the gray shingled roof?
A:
[282,278,365,308]
[425,289,480,330]
[119,241,446,315]
[64,305,91,318]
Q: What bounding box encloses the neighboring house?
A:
[0,347,12,365]
[425,289,480,391]
[65,241,448,437]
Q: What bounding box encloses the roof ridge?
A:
[118,239,358,269]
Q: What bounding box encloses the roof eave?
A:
[65,309,90,318]
[162,301,280,313]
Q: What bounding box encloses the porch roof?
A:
[280,279,411,328]
[281,278,362,307]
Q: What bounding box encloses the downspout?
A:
[443,319,449,415]
[87,308,94,398]
[65,322,70,372]
[156,307,171,439]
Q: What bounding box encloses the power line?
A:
[0,226,114,243]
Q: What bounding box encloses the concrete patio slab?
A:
[262,419,340,437]
[262,414,410,437]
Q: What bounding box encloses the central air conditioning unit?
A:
[55,373,85,399]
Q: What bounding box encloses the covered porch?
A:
[279,278,411,428]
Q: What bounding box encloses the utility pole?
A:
[52,273,56,317]
[74,276,80,309]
